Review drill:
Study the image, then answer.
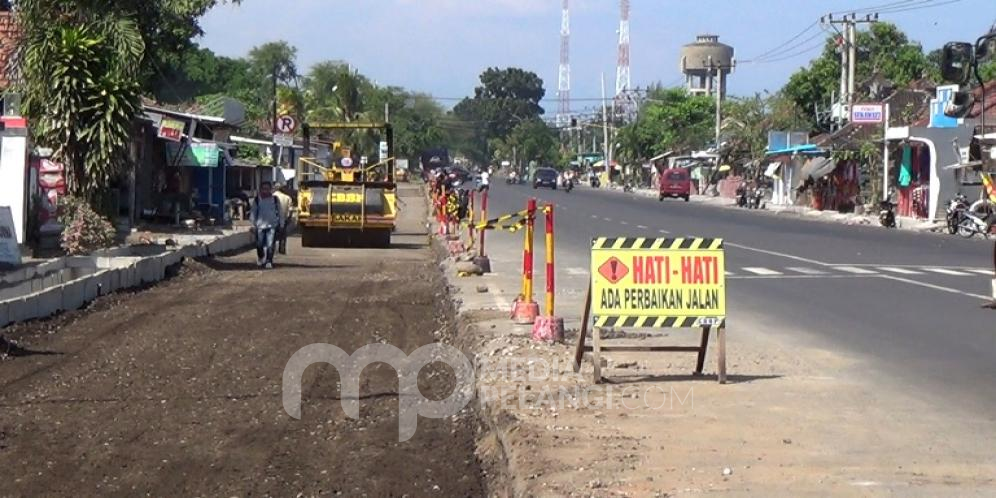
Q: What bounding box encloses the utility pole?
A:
[825,13,878,126]
[703,57,734,151]
[600,73,611,184]
[271,66,279,168]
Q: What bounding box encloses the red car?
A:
[658,168,691,202]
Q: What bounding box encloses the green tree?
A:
[452,67,546,162]
[494,118,558,166]
[723,92,810,160]
[17,6,144,198]
[783,22,931,129]
[152,45,254,103]
[303,61,371,123]
[615,87,715,161]
[14,0,233,199]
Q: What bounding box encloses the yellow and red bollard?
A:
[511,198,540,324]
[473,189,491,272]
[531,204,565,341]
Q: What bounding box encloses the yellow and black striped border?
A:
[475,209,531,231]
[594,315,725,328]
[592,237,723,250]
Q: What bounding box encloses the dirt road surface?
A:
[0,185,485,496]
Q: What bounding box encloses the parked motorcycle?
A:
[622,182,634,193]
[735,185,749,208]
[748,186,766,209]
[956,204,996,238]
[945,193,970,235]
[879,199,897,228]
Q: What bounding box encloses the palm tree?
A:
[15,3,144,200]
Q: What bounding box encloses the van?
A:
[658,167,691,202]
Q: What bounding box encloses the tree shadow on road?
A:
[196,259,351,272]
[600,373,782,385]
[0,336,62,358]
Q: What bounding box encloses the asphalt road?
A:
[485,180,996,416]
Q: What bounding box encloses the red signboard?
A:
[158,117,185,142]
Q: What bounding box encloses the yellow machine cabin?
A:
[296,123,398,248]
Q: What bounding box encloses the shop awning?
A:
[800,157,836,181]
[764,162,781,178]
[765,144,822,156]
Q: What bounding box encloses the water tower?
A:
[680,34,734,99]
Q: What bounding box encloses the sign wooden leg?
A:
[592,326,603,384]
[717,325,727,384]
[573,282,593,372]
[694,326,711,375]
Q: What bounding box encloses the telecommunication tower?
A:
[557,0,571,129]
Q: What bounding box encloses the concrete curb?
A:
[0,229,253,329]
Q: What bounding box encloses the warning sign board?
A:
[590,237,726,328]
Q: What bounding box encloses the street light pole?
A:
[271,66,279,168]
[600,73,610,184]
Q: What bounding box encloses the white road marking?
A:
[727,274,871,280]
[924,268,971,276]
[658,229,671,234]
[620,221,629,225]
[637,225,648,229]
[878,275,992,301]
[968,269,995,276]
[878,267,923,275]
[785,267,827,275]
[591,214,598,219]
[725,271,736,276]
[565,267,588,276]
[724,242,828,266]
[603,217,613,222]
[742,267,782,276]
[834,266,878,274]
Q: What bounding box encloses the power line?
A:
[743,28,829,64]
[740,21,820,63]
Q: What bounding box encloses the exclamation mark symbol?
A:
[610,259,619,280]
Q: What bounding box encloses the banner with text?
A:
[590,237,726,328]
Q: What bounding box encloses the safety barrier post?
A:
[545,204,554,314]
[523,198,535,300]
[473,189,491,273]
[532,204,564,341]
[511,198,539,324]
[467,190,475,249]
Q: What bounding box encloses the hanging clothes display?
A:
[898,145,913,187]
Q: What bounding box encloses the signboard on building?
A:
[0,206,22,267]
[590,237,726,328]
[166,143,221,168]
[274,133,294,147]
[930,85,961,129]
[158,117,185,142]
[851,103,884,124]
[379,140,389,161]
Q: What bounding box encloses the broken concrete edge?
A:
[0,229,253,329]
[428,231,530,497]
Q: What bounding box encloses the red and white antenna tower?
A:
[615,0,631,97]
[557,0,571,129]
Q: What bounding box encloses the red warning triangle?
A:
[598,257,628,284]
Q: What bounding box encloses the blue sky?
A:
[199,0,995,114]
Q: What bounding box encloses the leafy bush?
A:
[58,196,116,255]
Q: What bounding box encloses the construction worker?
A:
[250,181,283,269]
[273,182,293,255]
